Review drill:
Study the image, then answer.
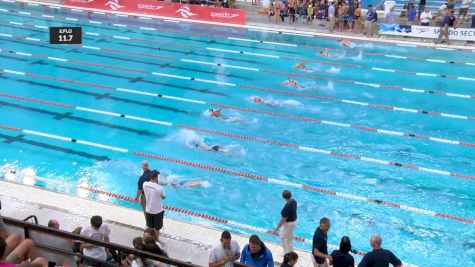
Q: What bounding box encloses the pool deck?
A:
[0,180,313,266]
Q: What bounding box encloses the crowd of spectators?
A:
[171,0,236,8]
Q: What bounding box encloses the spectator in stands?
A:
[208,231,240,267]
[436,10,456,44]
[80,215,111,265]
[358,235,402,267]
[72,227,83,266]
[418,0,426,18]
[347,1,356,31]
[123,237,145,267]
[354,3,362,32]
[0,236,48,266]
[280,252,298,267]
[275,0,282,24]
[338,2,348,32]
[143,237,168,267]
[0,215,21,259]
[288,0,296,24]
[407,5,417,24]
[328,1,336,31]
[386,7,397,24]
[268,2,276,22]
[459,0,473,24]
[447,0,455,11]
[240,235,273,267]
[143,170,166,240]
[420,8,432,26]
[365,5,377,37]
[47,219,60,229]
[312,217,331,267]
[274,190,297,255]
[279,1,289,23]
[307,3,315,24]
[134,161,152,213]
[143,228,168,256]
[329,236,354,267]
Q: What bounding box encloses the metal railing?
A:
[3,216,250,267]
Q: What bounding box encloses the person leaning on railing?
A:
[0,236,48,267]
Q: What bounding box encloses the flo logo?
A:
[105,0,125,10]
[176,6,197,18]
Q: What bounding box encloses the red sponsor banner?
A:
[64,0,246,25]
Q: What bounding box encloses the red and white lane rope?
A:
[76,186,421,267]
[0,66,206,105]
[0,121,472,225]
[207,103,475,148]
[282,56,475,82]
[0,25,472,100]
[240,84,475,122]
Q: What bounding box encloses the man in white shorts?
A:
[143,170,166,239]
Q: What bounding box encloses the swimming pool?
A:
[0,0,474,265]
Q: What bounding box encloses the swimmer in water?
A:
[208,107,224,118]
[283,78,299,88]
[339,38,353,47]
[252,96,275,107]
[195,143,222,152]
[293,63,308,70]
[320,48,330,57]
[157,174,205,188]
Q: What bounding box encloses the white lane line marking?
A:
[440,113,468,119]
[116,14,128,17]
[0,33,13,37]
[161,95,206,104]
[282,32,314,37]
[1,0,15,2]
[298,146,332,154]
[83,45,101,50]
[321,120,351,128]
[397,44,417,47]
[152,72,191,80]
[402,88,424,93]
[116,88,157,97]
[93,11,105,14]
[18,11,31,15]
[416,72,437,76]
[164,19,180,23]
[15,52,32,56]
[85,32,99,36]
[436,47,454,51]
[466,63,475,66]
[180,59,259,71]
[23,130,70,141]
[113,23,126,27]
[194,78,235,86]
[341,99,369,106]
[65,17,78,21]
[139,27,155,31]
[49,6,60,9]
[76,107,121,117]
[42,14,54,18]
[3,69,25,75]
[112,35,131,40]
[27,3,39,6]
[90,20,102,24]
[249,28,280,34]
[384,55,407,59]
[124,115,172,126]
[34,25,48,29]
[354,81,379,87]
[139,16,152,20]
[9,21,23,25]
[372,67,395,72]
[457,77,475,81]
[206,47,239,54]
[0,8,7,12]
[48,57,67,62]
[393,107,418,113]
[427,59,446,63]
[71,9,83,12]
[446,93,470,98]
[75,140,128,153]
[263,41,297,47]
[228,37,260,43]
[243,52,279,58]
[25,37,41,42]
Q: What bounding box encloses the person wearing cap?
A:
[142,170,166,239]
[274,190,297,254]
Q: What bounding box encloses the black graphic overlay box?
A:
[50,27,82,44]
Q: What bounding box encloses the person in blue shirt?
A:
[358,235,402,267]
[329,236,354,267]
[240,235,274,267]
[407,5,417,24]
[436,10,456,44]
[134,161,152,212]
[365,5,377,37]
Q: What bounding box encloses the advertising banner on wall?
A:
[379,23,475,41]
[64,0,247,25]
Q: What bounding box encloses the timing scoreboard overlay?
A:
[49,27,82,44]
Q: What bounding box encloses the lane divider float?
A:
[0,119,472,225]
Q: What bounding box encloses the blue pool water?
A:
[0,1,474,266]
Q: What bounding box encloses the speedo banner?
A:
[65,0,246,25]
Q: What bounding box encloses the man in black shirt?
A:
[134,161,152,212]
[358,235,402,267]
[274,190,297,254]
[312,217,331,267]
